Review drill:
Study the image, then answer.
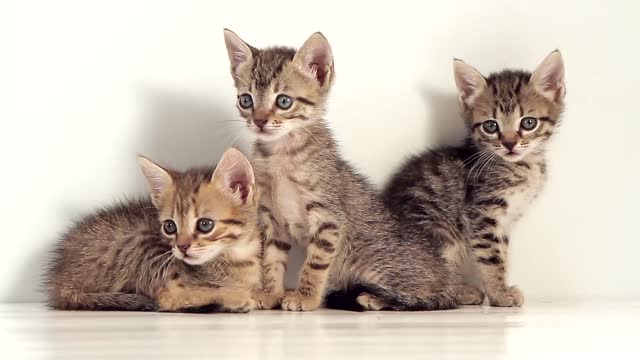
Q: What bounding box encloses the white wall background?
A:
[1,0,638,303]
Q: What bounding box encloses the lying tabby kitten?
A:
[224,29,463,311]
[384,51,565,306]
[45,148,261,312]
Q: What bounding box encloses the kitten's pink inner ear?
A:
[223,29,253,73]
[137,156,173,205]
[296,33,333,86]
[531,51,565,102]
[307,51,330,86]
[453,60,486,106]
[230,179,250,203]
[212,148,255,205]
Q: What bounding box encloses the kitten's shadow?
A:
[132,88,250,170]
[15,89,252,303]
[381,87,465,190]
[419,86,467,147]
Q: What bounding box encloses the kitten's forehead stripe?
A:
[251,46,296,89]
[486,70,531,115]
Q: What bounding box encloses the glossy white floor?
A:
[1,300,638,359]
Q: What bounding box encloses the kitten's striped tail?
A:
[48,291,157,311]
[326,283,458,311]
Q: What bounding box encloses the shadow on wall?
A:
[134,88,250,168]
[380,86,466,190]
[16,89,466,303]
[14,88,304,303]
[7,244,55,303]
[10,89,253,303]
[419,86,467,148]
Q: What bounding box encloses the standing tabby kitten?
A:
[223,30,460,312]
[384,51,566,306]
[45,148,261,312]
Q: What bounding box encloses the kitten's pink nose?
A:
[177,244,190,255]
[502,140,517,151]
[254,118,268,129]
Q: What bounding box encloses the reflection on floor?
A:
[2,300,638,359]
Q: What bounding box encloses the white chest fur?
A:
[495,162,546,233]
[256,155,310,243]
[273,176,307,232]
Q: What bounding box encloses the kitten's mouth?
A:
[502,151,523,162]
[172,248,200,263]
[253,127,274,136]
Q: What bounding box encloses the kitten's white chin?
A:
[501,152,526,162]
[252,129,291,142]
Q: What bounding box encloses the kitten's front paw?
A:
[281,291,322,311]
[254,292,284,310]
[489,285,524,307]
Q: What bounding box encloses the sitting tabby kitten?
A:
[383,51,566,306]
[223,30,462,311]
[45,148,261,312]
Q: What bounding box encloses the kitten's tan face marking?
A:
[235,65,320,141]
[224,30,333,143]
[138,149,256,266]
[454,51,565,162]
[158,182,247,265]
[469,80,559,162]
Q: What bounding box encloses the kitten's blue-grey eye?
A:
[276,95,293,110]
[520,117,538,131]
[163,220,177,235]
[239,94,253,109]
[482,120,499,134]
[196,218,214,233]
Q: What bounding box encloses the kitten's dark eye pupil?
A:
[197,218,214,233]
[239,94,253,109]
[521,117,538,130]
[163,220,177,235]
[276,95,293,110]
[482,120,499,134]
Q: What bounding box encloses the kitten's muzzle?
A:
[502,140,517,151]
[177,244,190,255]
[254,118,268,129]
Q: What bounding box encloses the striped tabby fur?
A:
[45,148,261,312]
[383,52,566,306]
[224,30,460,311]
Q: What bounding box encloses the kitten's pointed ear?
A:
[530,50,565,102]
[137,156,173,207]
[223,29,253,74]
[212,148,255,206]
[293,32,334,88]
[453,59,487,109]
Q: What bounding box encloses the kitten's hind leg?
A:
[324,288,387,311]
[356,292,387,311]
[451,284,485,305]
[49,291,157,311]
[333,283,457,311]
